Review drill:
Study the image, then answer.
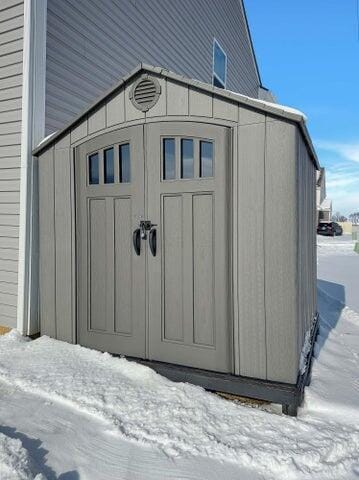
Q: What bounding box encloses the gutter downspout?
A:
[17,0,47,335]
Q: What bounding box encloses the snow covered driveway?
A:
[0,235,358,479]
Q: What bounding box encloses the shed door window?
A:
[163,138,176,180]
[119,143,131,183]
[212,39,227,89]
[181,139,194,178]
[89,153,99,184]
[87,143,131,185]
[104,148,114,184]
[162,137,214,180]
[200,141,213,177]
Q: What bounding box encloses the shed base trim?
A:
[128,314,319,417]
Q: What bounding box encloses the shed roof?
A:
[33,64,320,169]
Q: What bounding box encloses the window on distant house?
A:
[212,39,227,89]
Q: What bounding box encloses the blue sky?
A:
[245,0,359,216]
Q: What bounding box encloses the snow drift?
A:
[0,432,46,480]
[0,322,359,479]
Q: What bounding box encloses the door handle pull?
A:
[149,228,157,257]
[133,228,141,255]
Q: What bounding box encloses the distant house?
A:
[319,198,332,223]
[316,168,332,222]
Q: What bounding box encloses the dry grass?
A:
[215,391,269,407]
[0,326,11,336]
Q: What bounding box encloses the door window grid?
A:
[87,142,131,185]
[162,137,214,180]
[104,147,114,184]
[88,152,99,185]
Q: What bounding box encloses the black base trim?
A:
[129,314,319,417]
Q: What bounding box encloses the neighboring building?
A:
[319,198,332,222]
[0,0,274,332]
[316,168,332,222]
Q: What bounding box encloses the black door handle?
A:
[133,228,141,255]
[149,228,157,257]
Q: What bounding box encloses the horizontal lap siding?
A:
[45,0,260,134]
[0,0,23,328]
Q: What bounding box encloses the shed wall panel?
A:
[39,142,75,342]
[38,148,56,337]
[45,0,260,134]
[237,121,266,379]
[265,120,298,384]
[0,0,23,328]
[297,132,317,356]
[54,144,74,343]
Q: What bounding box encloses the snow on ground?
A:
[0,234,358,479]
[0,432,45,480]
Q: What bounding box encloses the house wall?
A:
[0,0,24,328]
[37,73,316,384]
[45,0,260,135]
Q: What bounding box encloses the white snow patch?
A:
[317,234,356,257]
[0,433,45,480]
[0,235,358,479]
[299,326,312,374]
[35,132,57,149]
[0,325,359,479]
[225,89,307,120]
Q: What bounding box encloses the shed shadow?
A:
[0,426,79,480]
[316,279,345,354]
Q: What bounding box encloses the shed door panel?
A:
[146,122,231,372]
[76,126,146,357]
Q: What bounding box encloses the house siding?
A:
[0,0,24,328]
[45,0,260,134]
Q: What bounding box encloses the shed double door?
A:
[77,122,231,372]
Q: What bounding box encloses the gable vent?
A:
[130,75,161,112]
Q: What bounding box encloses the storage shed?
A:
[33,65,319,415]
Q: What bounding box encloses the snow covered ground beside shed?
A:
[0,432,45,480]
[0,235,358,479]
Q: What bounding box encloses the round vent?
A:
[129,75,161,112]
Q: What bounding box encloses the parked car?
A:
[317,222,343,236]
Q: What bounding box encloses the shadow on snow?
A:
[0,425,79,480]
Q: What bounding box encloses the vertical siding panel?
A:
[297,132,317,356]
[237,119,266,379]
[213,97,238,122]
[167,80,188,116]
[54,141,73,342]
[265,119,298,384]
[88,106,106,134]
[38,148,56,337]
[189,88,212,117]
[106,90,125,127]
[71,120,88,144]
